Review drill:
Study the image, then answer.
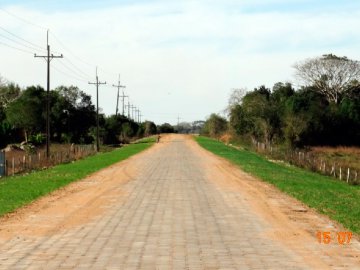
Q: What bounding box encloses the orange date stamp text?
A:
[316,231,352,245]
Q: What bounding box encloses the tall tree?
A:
[0,78,21,122]
[52,86,96,143]
[294,54,360,104]
[6,86,45,142]
[202,114,227,138]
[144,121,157,136]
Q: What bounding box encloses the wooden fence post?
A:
[339,167,342,181]
[12,157,15,176]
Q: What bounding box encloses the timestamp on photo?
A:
[316,231,352,245]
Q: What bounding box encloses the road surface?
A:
[0,134,359,269]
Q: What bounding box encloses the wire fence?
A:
[252,142,359,185]
[0,144,96,177]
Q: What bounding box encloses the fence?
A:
[253,143,359,185]
[0,151,5,177]
[0,144,96,177]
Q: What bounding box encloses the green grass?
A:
[0,140,154,217]
[132,136,156,144]
[196,136,360,235]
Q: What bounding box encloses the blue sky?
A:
[0,1,359,124]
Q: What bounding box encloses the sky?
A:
[0,0,359,125]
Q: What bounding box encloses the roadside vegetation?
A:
[196,136,360,235]
[309,146,360,172]
[0,82,158,148]
[0,137,155,217]
[202,54,360,183]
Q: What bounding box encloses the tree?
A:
[52,86,96,143]
[0,82,21,110]
[103,115,126,144]
[294,54,360,104]
[191,120,205,134]
[158,123,175,133]
[6,86,45,142]
[240,86,280,146]
[0,78,21,123]
[177,122,192,134]
[143,121,157,136]
[229,104,251,136]
[284,87,328,146]
[227,88,247,110]
[202,114,227,138]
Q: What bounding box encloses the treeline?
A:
[0,80,158,148]
[202,54,360,148]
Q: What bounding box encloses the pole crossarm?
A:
[34,30,63,159]
[112,74,126,116]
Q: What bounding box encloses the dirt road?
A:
[0,134,359,269]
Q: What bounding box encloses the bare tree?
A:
[224,88,247,117]
[0,75,20,109]
[294,54,360,104]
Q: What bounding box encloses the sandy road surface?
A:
[0,134,359,269]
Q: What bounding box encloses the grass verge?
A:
[196,136,360,235]
[0,138,154,217]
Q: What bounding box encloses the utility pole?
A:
[136,109,140,123]
[119,91,128,116]
[112,74,126,116]
[126,99,131,119]
[139,113,143,123]
[88,67,106,152]
[131,105,136,121]
[34,30,63,159]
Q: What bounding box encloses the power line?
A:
[52,65,89,84]
[0,8,47,30]
[34,30,63,158]
[0,40,34,54]
[0,8,95,74]
[0,32,45,54]
[0,25,46,52]
[50,32,94,68]
[63,57,93,78]
[56,60,91,81]
[50,31,118,82]
[0,8,125,106]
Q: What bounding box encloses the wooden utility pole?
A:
[131,105,136,121]
[112,74,126,116]
[119,92,128,116]
[88,67,106,152]
[136,109,140,123]
[34,30,63,159]
[126,99,131,119]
